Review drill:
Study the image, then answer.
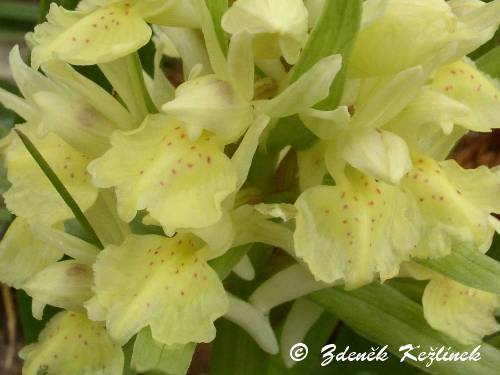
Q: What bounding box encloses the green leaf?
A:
[267,0,362,151]
[206,0,229,55]
[211,310,338,374]
[268,313,338,375]
[209,244,251,280]
[0,2,38,23]
[311,324,421,374]
[416,245,500,295]
[289,0,362,109]
[14,129,104,250]
[476,46,500,79]
[131,328,195,375]
[211,319,269,375]
[310,283,500,375]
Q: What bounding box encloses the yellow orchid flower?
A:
[294,168,421,289]
[403,262,500,344]
[88,114,238,233]
[221,0,309,64]
[423,276,500,344]
[4,128,98,226]
[20,311,124,375]
[350,0,500,78]
[89,233,228,345]
[401,155,500,258]
[27,0,199,68]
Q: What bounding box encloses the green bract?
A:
[0,0,499,374]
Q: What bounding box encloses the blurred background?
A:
[0,1,499,374]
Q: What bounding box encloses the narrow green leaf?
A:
[476,45,500,79]
[0,2,38,23]
[311,324,421,374]
[132,52,158,114]
[416,245,500,295]
[267,0,362,151]
[310,284,500,375]
[14,129,104,250]
[131,328,195,375]
[211,310,338,374]
[268,313,338,375]
[211,319,269,375]
[206,0,229,55]
[290,0,362,109]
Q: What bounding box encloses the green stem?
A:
[15,129,104,250]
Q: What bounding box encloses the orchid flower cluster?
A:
[0,0,499,374]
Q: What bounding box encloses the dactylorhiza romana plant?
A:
[0,0,500,373]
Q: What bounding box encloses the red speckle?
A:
[70,173,75,179]
[376,188,381,194]
[343,204,349,210]
[324,209,330,214]
[140,170,144,175]
[180,134,186,139]
[171,169,177,175]
[470,74,475,80]
[160,181,165,186]
[368,201,374,206]
[342,220,348,224]
[207,156,212,164]
[187,163,193,168]
[450,69,456,74]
